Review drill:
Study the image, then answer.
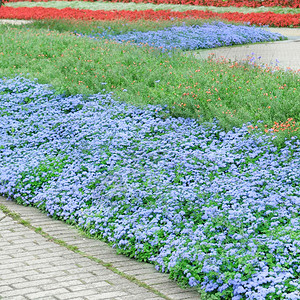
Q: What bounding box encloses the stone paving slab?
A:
[191,27,300,72]
[268,27,300,38]
[0,196,200,300]
[0,19,33,25]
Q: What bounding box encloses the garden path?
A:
[0,19,32,25]
[193,28,300,72]
[0,196,200,300]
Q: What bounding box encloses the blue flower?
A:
[78,22,285,52]
[0,77,299,298]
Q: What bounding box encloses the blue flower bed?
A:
[82,22,286,51]
[1,77,300,299]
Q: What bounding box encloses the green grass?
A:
[27,17,222,35]
[6,1,300,14]
[0,21,299,146]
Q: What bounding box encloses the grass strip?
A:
[0,24,298,144]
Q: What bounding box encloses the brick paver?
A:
[0,196,200,300]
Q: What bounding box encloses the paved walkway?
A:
[0,197,199,300]
[193,28,300,72]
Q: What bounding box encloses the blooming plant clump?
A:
[266,118,299,134]
[0,6,299,27]
[85,22,285,51]
[1,77,300,299]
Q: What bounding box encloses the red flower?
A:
[0,6,299,27]
[5,0,300,7]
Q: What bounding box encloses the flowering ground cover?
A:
[0,76,300,299]
[84,22,285,51]
[1,6,300,27]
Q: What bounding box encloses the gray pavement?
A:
[0,196,200,300]
[193,28,300,72]
[0,19,32,25]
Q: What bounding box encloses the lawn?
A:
[0,1,300,299]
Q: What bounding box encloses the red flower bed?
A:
[107,0,300,8]
[0,6,299,27]
[6,0,300,8]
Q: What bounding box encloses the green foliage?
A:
[0,21,299,145]
[14,155,72,207]
[29,18,215,35]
